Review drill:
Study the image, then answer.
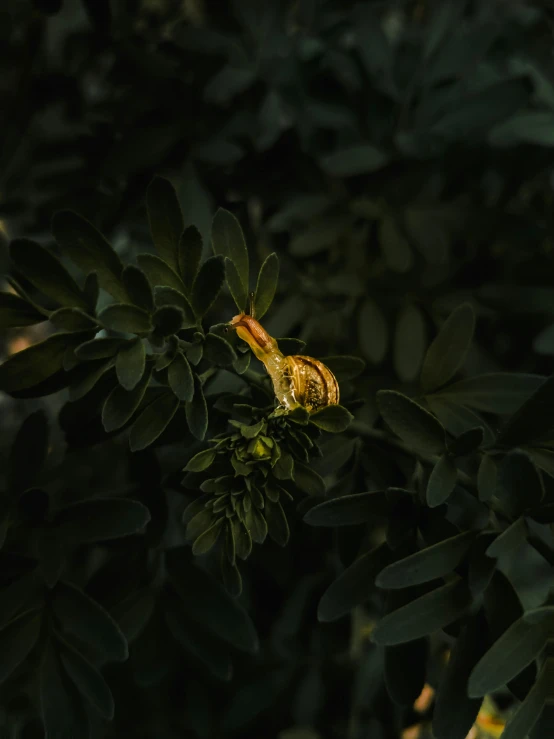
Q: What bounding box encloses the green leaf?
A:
[477,454,497,502]
[496,451,543,518]
[211,208,249,299]
[168,352,194,402]
[376,531,474,589]
[111,588,156,643]
[424,0,463,59]
[293,461,325,496]
[137,253,187,293]
[371,579,470,646]
[186,375,208,440]
[116,339,145,390]
[273,449,294,480]
[385,638,427,706]
[0,333,69,392]
[0,608,41,683]
[166,550,258,654]
[420,304,475,392]
[75,337,128,360]
[501,659,554,739]
[51,210,128,302]
[490,112,554,147]
[122,265,154,313]
[9,410,49,493]
[99,303,152,333]
[192,255,225,317]
[153,305,183,336]
[0,291,47,329]
[193,518,225,555]
[529,448,554,479]
[468,617,551,698]
[244,507,268,545]
[59,636,114,719]
[146,176,183,272]
[433,373,545,415]
[225,257,248,313]
[130,392,180,451]
[304,491,389,527]
[10,238,88,309]
[377,390,446,454]
[448,427,484,457]
[318,355,365,382]
[428,397,495,448]
[55,498,151,543]
[68,357,114,401]
[203,332,237,366]
[309,404,353,433]
[359,298,388,364]
[39,640,76,737]
[50,307,98,332]
[432,612,488,739]
[102,366,153,432]
[394,303,426,383]
[185,449,216,472]
[254,252,279,321]
[486,518,528,559]
[154,286,196,327]
[497,374,554,448]
[52,581,128,662]
[264,498,289,547]
[318,544,391,622]
[426,454,458,507]
[320,145,388,176]
[178,225,203,294]
[379,216,413,273]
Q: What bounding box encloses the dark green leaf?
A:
[192,255,225,317]
[320,145,388,176]
[59,636,114,719]
[122,265,154,313]
[153,305,183,336]
[421,303,475,392]
[264,498,289,547]
[203,332,237,366]
[10,238,88,309]
[304,491,389,527]
[385,639,427,706]
[477,454,497,502]
[68,358,114,401]
[168,352,194,402]
[318,355,365,382]
[178,225,203,294]
[50,307,97,332]
[273,449,294,480]
[427,396,495,447]
[185,449,216,472]
[497,451,543,518]
[116,339,145,390]
[376,531,474,589]
[211,208,249,299]
[0,608,41,683]
[359,298,388,364]
[186,375,208,440]
[39,640,75,737]
[318,544,391,622]
[371,579,470,646]
[130,392,180,451]
[102,365,153,432]
[379,216,413,273]
[52,581,128,662]
[434,373,545,415]
[111,588,156,643]
[9,410,49,492]
[432,611,488,739]
[51,211,128,302]
[193,518,225,555]
[448,427,484,457]
[75,337,128,360]
[167,551,258,653]
[154,286,196,327]
[394,303,426,383]
[137,253,187,293]
[254,252,279,321]
[426,454,458,508]
[309,404,353,433]
[0,333,69,392]
[55,498,151,543]
[99,303,152,334]
[497,374,554,448]
[528,448,554,479]
[0,291,47,329]
[486,518,528,559]
[293,461,325,496]
[146,176,183,272]
[502,659,554,739]
[377,390,446,454]
[468,618,550,698]
[225,256,248,313]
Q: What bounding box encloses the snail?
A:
[228,295,339,413]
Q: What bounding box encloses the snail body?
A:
[229,313,339,412]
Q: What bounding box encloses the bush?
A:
[1,1,554,738]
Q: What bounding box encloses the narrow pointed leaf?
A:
[186,374,208,440]
[254,252,279,320]
[178,225,203,294]
[304,491,389,527]
[421,303,475,392]
[211,208,249,296]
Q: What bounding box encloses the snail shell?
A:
[229,313,339,412]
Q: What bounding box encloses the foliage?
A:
[2,1,554,738]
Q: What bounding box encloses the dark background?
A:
[2,1,554,738]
